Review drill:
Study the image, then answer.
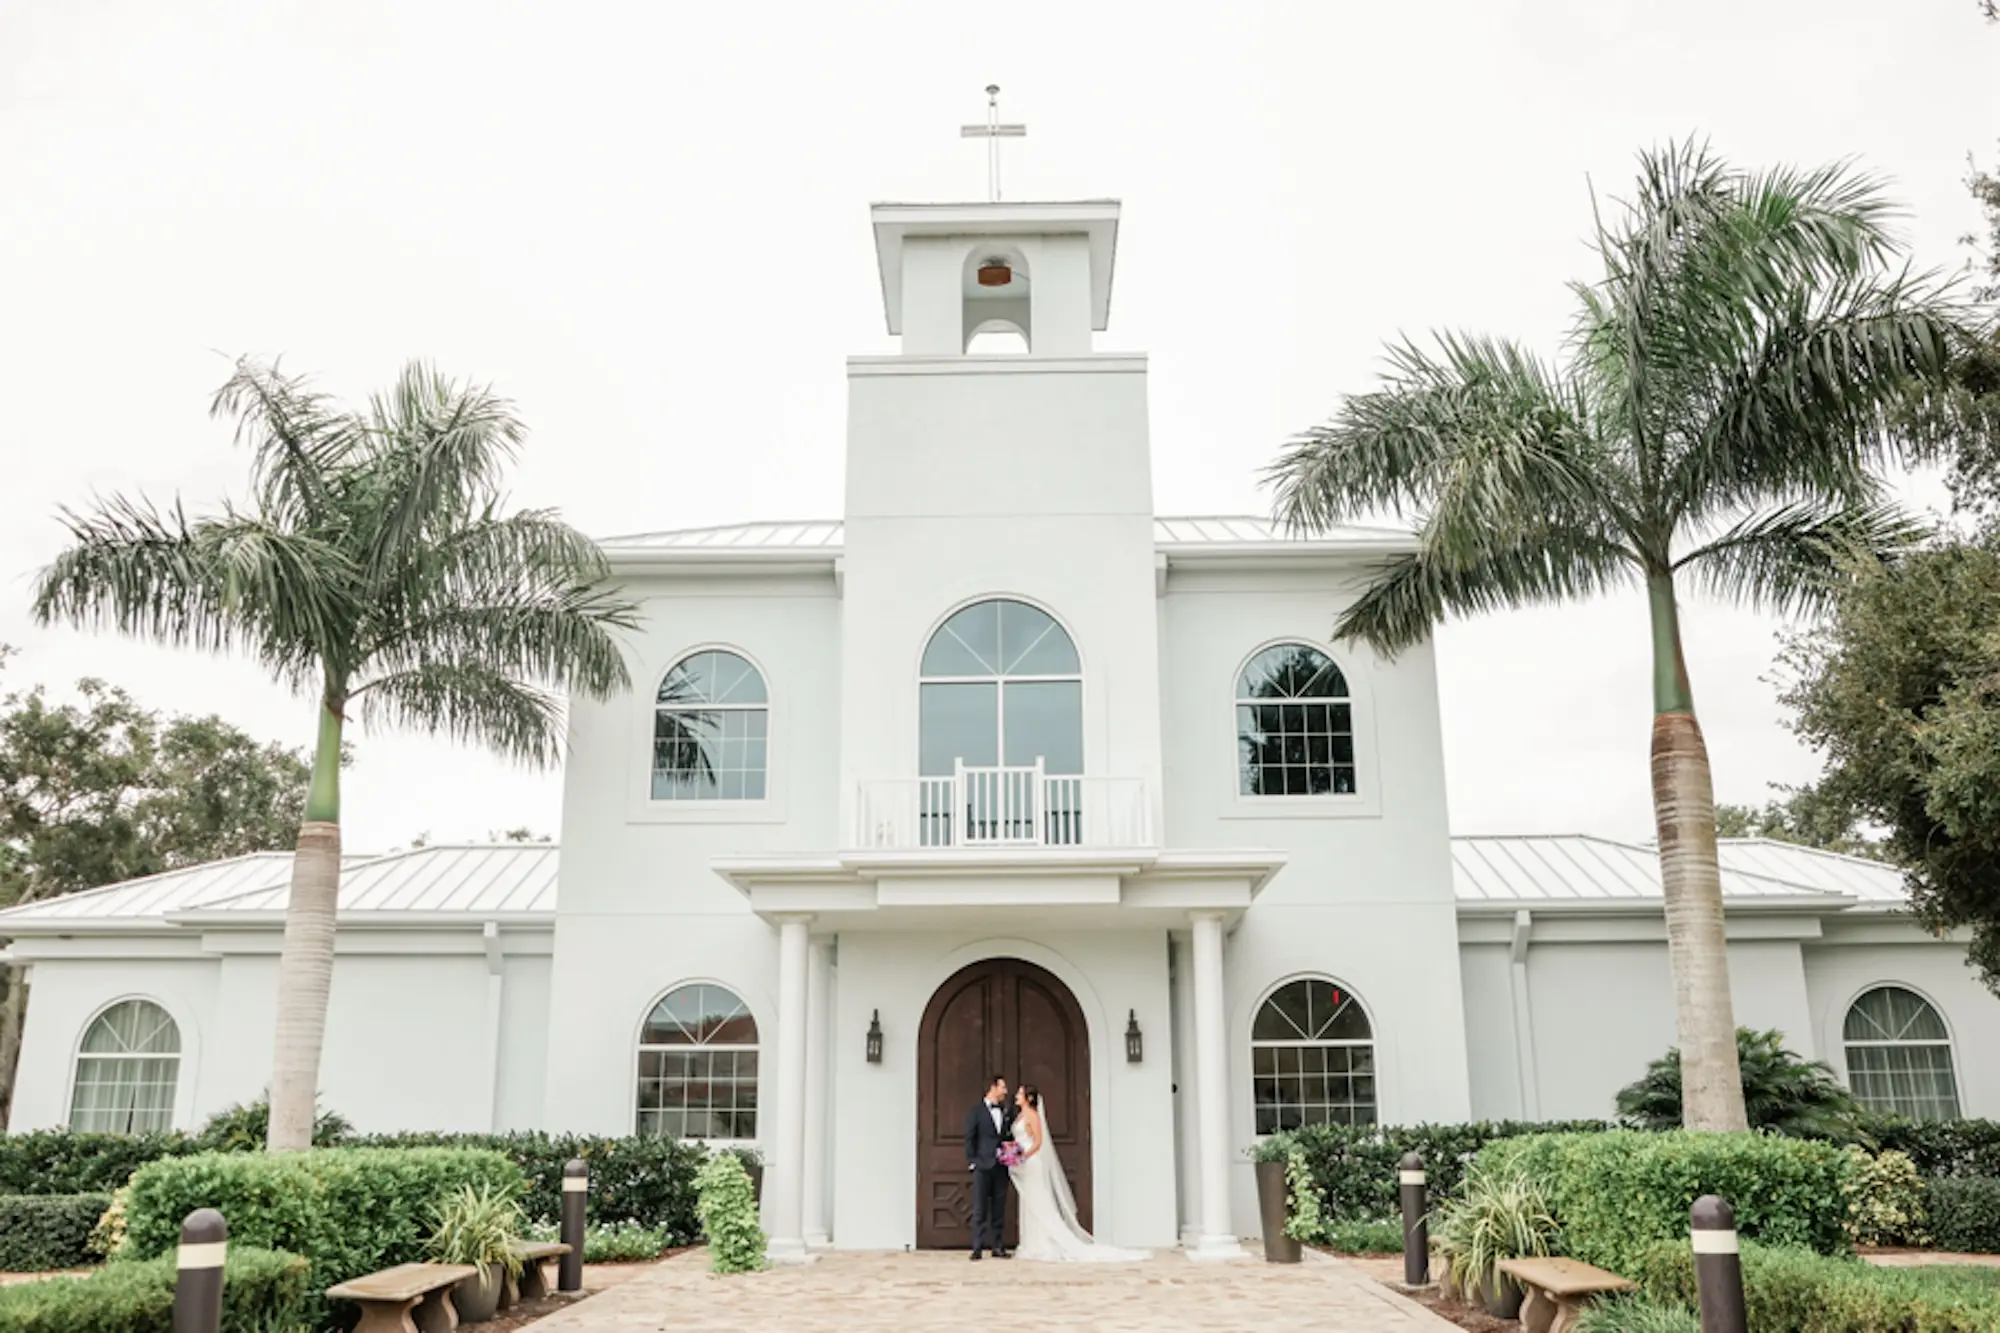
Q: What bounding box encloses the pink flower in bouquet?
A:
[998,1142,1024,1167]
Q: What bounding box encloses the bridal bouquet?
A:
[997,1142,1024,1167]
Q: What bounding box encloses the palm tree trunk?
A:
[1647,570,1748,1132]
[0,966,28,1130]
[266,692,345,1152]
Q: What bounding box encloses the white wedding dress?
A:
[1008,1112,1148,1262]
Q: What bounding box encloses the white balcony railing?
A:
[853,761,1152,851]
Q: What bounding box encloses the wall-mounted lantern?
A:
[866,1010,883,1064]
[1125,1010,1143,1064]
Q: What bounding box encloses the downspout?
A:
[1508,910,1541,1120]
[482,922,504,1132]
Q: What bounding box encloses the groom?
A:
[963,1073,1014,1260]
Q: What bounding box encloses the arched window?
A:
[1251,979,1375,1132]
[69,999,180,1133]
[637,984,759,1140]
[1236,644,1355,797]
[1843,985,1961,1121]
[652,650,768,801]
[919,599,1082,845]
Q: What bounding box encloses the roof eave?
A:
[1455,893,1859,917]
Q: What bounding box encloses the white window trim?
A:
[1835,981,1963,1119]
[915,595,1088,777]
[65,995,190,1134]
[1222,640,1382,820]
[628,643,786,825]
[1243,974,1381,1139]
[630,980,767,1146]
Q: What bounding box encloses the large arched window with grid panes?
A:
[69,999,180,1133]
[636,984,759,1140]
[917,599,1082,845]
[1236,645,1356,797]
[1251,979,1375,1132]
[1843,985,1961,1121]
[652,650,768,801]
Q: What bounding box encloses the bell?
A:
[977,261,1012,287]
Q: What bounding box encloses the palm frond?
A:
[358,362,527,577]
[1334,532,1636,656]
[209,357,360,532]
[365,583,635,699]
[353,663,566,769]
[1673,497,1930,617]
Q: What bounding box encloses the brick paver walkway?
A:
[524,1248,1457,1331]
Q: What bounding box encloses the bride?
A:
[1007,1084,1148,1262]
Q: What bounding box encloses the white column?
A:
[803,936,834,1248]
[1188,910,1247,1261]
[766,914,816,1263]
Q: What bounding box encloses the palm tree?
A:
[33,359,639,1149]
[1268,142,1969,1130]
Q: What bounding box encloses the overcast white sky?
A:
[2,2,1994,853]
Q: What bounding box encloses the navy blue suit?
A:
[964,1098,1015,1254]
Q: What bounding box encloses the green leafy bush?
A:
[1321,1219,1404,1254]
[122,1148,522,1329]
[1845,1148,1930,1247]
[1573,1298,1701,1333]
[0,1194,111,1271]
[1615,1028,1865,1141]
[693,1153,765,1274]
[1865,1117,2000,1178]
[195,1097,352,1151]
[0,1133,204,1197]
[1273,1119,1612,1223]
[1429,1162,1557,1300]
[1632,1239,2000,1331]
[1478,1130,1857,1275]
[526,1219,676,1263]
[360,1131,704,1237]
[0,1246,310,1332]
[1925,1177,2000,1254]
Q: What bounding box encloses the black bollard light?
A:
[1398,1151,1429,1287]
[172,1208,227,1333]
[1691,1195,1747,1333]
[559,1158,588,1292]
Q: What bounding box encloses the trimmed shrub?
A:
[355,1131,705,1237]
[527,1219,676,1263]
[1864,1117,2000,1178]
[1322,1219,1404,1254]
[123,1148,523,1329]
[1478,1130,1857,1274]
[1277,1119,1612,1223]
[1845,1148,1930,1247]
[1925,1177,2000,1254]
[0,1245,310,1332]
[1573,1298,1701,1333]
[0,1194,111,1272]
[0,1133,203,1197]
[1632,1239,2000,1331]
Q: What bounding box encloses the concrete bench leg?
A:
[498,1269,518,1312]
[519,1257,554,1300]
[349,1297,424,1333]
[412,1286,460,1333]
[1520,1285,1557,1333]
[1548,1295,1588,1333]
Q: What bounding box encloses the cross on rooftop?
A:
[959,83,1025,202]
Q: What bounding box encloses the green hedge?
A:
[1478,1130,1856,1275]
[0,1194,111,1272]
[1866,1117,2000,1179]
[363,1131,706,1238]
[1274,1119,1612,1222]
[0,1246,310,1333]
[1925,1177,2000,1254]
[1632,1239,2000,1332]
[123,1148,523,1330]
[0,1134,203,1197]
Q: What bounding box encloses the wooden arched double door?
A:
[915,956,1092,1249]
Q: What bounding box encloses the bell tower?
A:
[837,97,1163,819]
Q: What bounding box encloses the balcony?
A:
[853,761,1153,851]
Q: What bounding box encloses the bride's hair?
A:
[1019,1083,1042,1110]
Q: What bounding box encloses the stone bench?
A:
[499,1239,573,1309]
[326,1261,477,1333]
[1497,1256,1635,1333]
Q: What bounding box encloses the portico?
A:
[718,845,1282,1261]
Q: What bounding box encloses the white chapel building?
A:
[6,194,1999,1259]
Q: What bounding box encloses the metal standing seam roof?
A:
[183,844,560,916]
[0,836,1906,930]
[596,516,1417,554]
[1449,835,1900,904]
